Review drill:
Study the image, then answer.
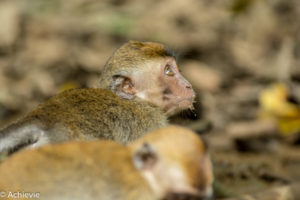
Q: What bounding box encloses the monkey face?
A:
[159,57,195,116]
[104,41,195,116]
[154,148,214,200]
[132,57,195,116]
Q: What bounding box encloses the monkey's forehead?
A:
[120,41,175,59]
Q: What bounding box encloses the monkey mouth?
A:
[177,97,194,108]
[164,97,195,116]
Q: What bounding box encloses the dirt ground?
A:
[1,0,300,199]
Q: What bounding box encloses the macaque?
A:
[0,41,195,154]
[0,126,213,200]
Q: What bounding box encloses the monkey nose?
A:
[186,85,192,89]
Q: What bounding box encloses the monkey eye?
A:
[165,65,175,76]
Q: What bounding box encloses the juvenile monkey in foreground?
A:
[0,126,213,200]
[0,41,195,154]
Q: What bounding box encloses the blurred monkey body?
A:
[0,41,195,153]
[0,140,155,200]
[0,126,213,200]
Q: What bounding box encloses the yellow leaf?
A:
[259,83,300,137]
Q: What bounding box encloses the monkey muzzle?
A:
[177,97,195,109]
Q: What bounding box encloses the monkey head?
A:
[129,125,214,200]
[99,41,195,116]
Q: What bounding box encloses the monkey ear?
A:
[132,142,158,170]
[112,74,137,100]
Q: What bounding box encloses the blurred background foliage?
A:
[1,0,300,197]
[1,0,300,127]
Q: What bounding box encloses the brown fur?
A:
[0,126,213,200]
[10,88,167,143]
